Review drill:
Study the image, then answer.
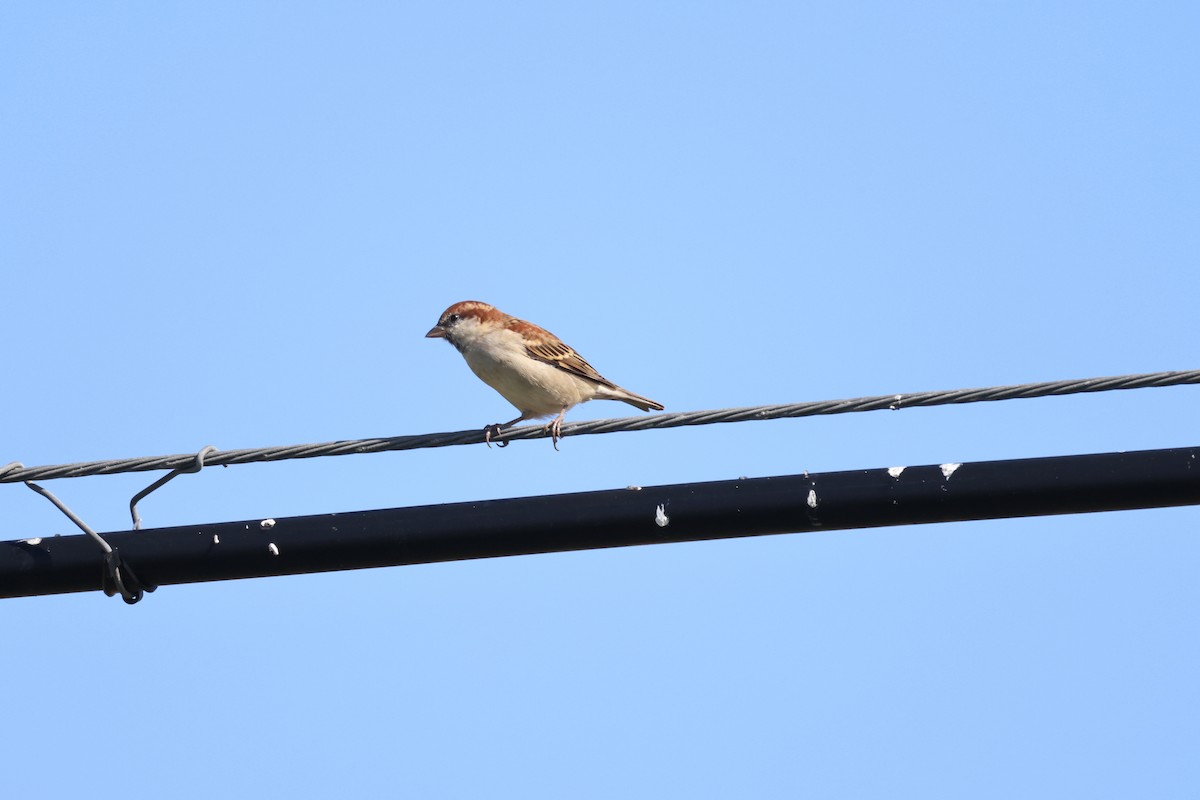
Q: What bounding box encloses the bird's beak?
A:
[425,325,446,339]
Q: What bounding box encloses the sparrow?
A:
[426,301,664,449]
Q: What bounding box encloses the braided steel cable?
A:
[3,369,1198,483]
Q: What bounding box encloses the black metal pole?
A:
[3,446,1199,600]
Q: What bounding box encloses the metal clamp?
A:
[25,481,156,604]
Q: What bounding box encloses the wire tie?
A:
[24,481,156,604]
[0,462,25,480]
[129,445,218,531]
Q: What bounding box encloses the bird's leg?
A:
[484,415,528,448]
[543,408,568,451]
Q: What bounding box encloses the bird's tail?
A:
[612,387,665,413]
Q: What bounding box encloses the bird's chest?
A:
[461,339,582,414]
[461,339,524,385]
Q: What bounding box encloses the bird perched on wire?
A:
[426,301,664,449]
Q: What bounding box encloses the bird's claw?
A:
[484,424,509,448]
[545,418,563,451]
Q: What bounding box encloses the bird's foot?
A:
[544,415,565,451]
[484,423,510,448]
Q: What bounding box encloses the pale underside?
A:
[462,331,615,418]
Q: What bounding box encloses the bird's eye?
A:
[446,313,461,324]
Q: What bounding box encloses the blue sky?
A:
[4,3,1199,797]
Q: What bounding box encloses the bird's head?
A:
[425,301,506,351]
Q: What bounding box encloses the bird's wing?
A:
[510,319,618,388]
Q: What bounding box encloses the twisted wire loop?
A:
[130,445,218,530]
[1,369,1197,484]
[23,482,155,603]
